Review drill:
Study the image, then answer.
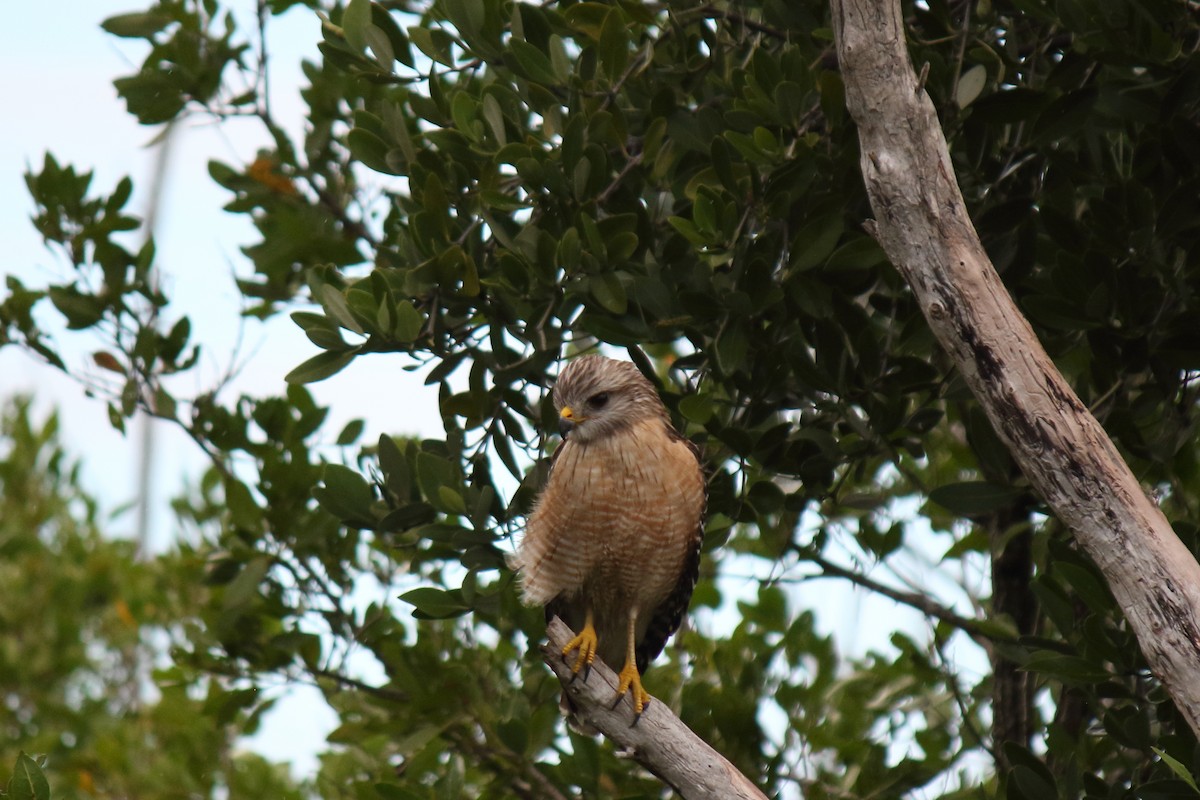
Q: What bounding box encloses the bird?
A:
[511,354,706,722]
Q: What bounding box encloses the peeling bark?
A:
[830,0,1200,737]
[541,617,769,800]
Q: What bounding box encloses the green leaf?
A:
[1021,652,1111,685]
[407,25,456,67]
[480,94,506,145]
[1032,88,1097,145]
[826,237,888,271]
[436,485,468,515]
[942,527,989,560]
[1152,748,1200,794]
[956,64,988,108]
[548,34,572,83]
[564,2,609,39]
[323,463,374,505]
[510,40,559,86]
[285,349,357,384]
[715,322,749,374]
[364,24,395,66]
[337,419,365,445]
[451,92,479,140]
[343,0,372,51]
[8,753,50,800]
[1055,562,1114,614]
[928,481,1024,516]
[291,311,347,350]
[48,286,104,329]
[589,273,627,314]
[748,480,785,515]
[314,463,376,526]
[399,587,471,619]
[416,451,457,507]
[224,478,262,531]
[557,227,581,270]
[348,127,402,176]
[1007,764,1058,800]
[318,284,366,335]
[101,11,172,38]
[223,556,271,611]
[598,8,629,80]
[372,4,413,66]
[710,137,739,194]
[668,216,708,246]
[444,0,485,41]
[378,434,410,496]
[678,393,714,424]
[392,300,424,342]
[1003,744,1058,800]
[791,213,844,271]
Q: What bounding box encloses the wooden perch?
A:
[541,617,769,800]
[830,0,1200,735]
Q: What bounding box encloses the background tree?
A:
[0,398,306,798]
[4,0,1200,797]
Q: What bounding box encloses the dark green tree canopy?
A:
[5,0,1200,797]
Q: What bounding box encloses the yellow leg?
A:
[614,611,651,717]
[561,610,598,676]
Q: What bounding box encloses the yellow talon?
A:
[615,660,652,717]
[562,614,598,675]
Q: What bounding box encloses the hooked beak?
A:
[559,406,582,438]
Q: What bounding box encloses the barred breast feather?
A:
[514,416,705,672]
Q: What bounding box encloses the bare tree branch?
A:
[830,0,1200,737]
[541,617,771,800]
[804,553,1007,650]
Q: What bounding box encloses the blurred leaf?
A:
[929,481,1024,516]
[101,11,172,38]
[285,349,357,384]
[400,587,471,619]
[955,64,988,108]
[342,0,372,52]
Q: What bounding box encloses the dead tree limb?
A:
[830,0,1200,736]
[541,617,770,800]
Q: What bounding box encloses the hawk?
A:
[512,355,706,719]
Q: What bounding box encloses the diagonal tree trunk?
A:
[829,0,1200,738]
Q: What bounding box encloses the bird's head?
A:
[551,355,665,444]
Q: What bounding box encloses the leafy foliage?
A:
[6,0,1200,797]
[0,399,304,798]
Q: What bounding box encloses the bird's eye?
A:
[587,392,610,409]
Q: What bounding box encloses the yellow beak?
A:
[559,406,581,437]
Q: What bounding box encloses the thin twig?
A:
[595,150,645,206]
[445,725,571,800]
[697,5,789,40]
[310,666,409,702]
[804,552,1007,649]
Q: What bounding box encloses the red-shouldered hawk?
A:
[512,355,706,719]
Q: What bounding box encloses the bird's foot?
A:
[561,621,598,678]
[613,660,651,719]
